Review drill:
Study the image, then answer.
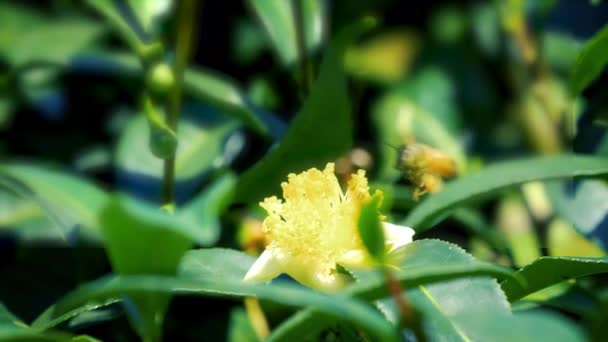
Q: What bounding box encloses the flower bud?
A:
[146,63,175,97]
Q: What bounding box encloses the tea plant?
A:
[1,1,608,341]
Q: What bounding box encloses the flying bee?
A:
[394,143,457,200]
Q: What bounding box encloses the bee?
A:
[395,143,457,200]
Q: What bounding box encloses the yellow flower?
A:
[243,163,415,291]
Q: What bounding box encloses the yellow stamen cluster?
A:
[260,163,378,280]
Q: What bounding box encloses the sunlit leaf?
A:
[33,274,399,342]
[570,23,608,94]
[236,18,376,203]
[247,0,324,66]
[268,240,516,341]
[0,163,109,242]
[403,155,608,231]
[501,256,608,301]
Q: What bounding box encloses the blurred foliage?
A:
[1,0,608,341]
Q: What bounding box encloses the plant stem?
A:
[293,0,312,96]
[383,268,426,341]
[161,0,201,205]
[244,297,270,339]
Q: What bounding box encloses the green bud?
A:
[146,63,175,97]
[143,95,178,159]
[149,124,178,159]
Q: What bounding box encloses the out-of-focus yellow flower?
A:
[243,163,415,292]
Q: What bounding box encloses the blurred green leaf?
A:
[451,208,507,253]
[430,6,468,43]
[471,2,501,58]
[497,196,541,268]
[268,240,516,341]
[0,163,109,242]
[403,155,608,231]
[547,218,605,257]
[345,30,419,84]
[501,256,608,301]
[454,311,585,342]
[85,0,146,52]
[570,23,608,95]
[0,191,43,228]
[177,174,237,246]
[101,194,193,342]
[546,180,608,245]
[232,19,268,65]
[0,3,104,67]
[127,0,172,34]
[184,68,269,136]
[116,112,238,180]
[228,308,260,342]
[0,98,14,129]
[542,31,582,73]
[101,195,193,275]
[357,196,385,263]
[0,303,25,328]
[33,274,399,342]
[247,0,324,66]
[236,18,376,203]
[0,3,44,59]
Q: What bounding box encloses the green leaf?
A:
[178,248,255,282]
[102,195,194,275]
[0,4,43,63]
[542,31,582,72]
[184,68,269,136]
[451,208,507,253]
[1,302,98,342]
[570,23,608,95]
[345,30,419,84]
[403,155,608,232]
[0,191,44,228]
[545,180,608,243]
[34,275,399,342]
[100,194,193,342]
[127,0,172,34]
[116,111,238,181]
[236,18,376,203]
[228,308,260,342]
[8,19,105,67]
[501,256,608,301]
[0,163,109,242]
[547,218,605,257]
[268,240,516,341]
[0,303,25,328]
[247,0,324,66]
[375,240,511,340]
[32,299,121,332]
[496,196,541,268]
[85,0,146,52]
[454,311,585,342]
[178,174,237,246]
[357,196,385,263]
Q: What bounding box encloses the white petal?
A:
[382,222,415,252]
[337,250,370,269]
[243,249,282,283]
